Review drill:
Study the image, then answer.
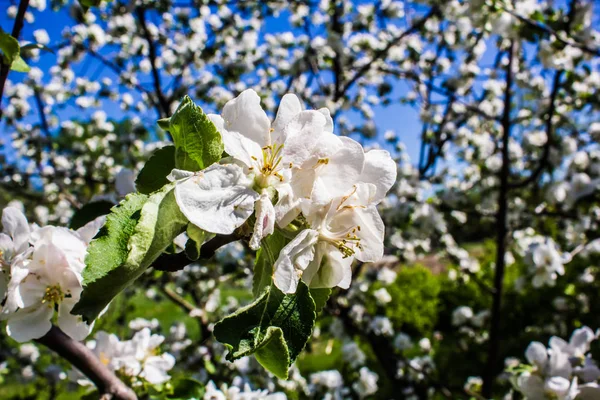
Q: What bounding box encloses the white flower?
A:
[273,183,385,293]
[170,164,259,235]
[173,90,332,249]
[452,306,474,326]
[128,328,176,385]
[373,287,392,305]
[0,207,31,300]
[353,367,378,398]
[526,239,569,288]
[0,207,101,342]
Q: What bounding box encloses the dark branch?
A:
[136,7,171,118]
[36,326,137,400]
[483,39,515,397]
[0,0,30,120]
[337,6,438,97]
[152,233,240,272]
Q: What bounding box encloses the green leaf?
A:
[184,224,214,261]
[20,42,54,54]
[254,327,290,380]
[213,282,316,379]
[73,185,188,322]
[157,118,171,131]
[310,288,332,315]
[167,378,204,400]
[0,30,19,65]
[69,200,115,230]
[80,193,148,286]
[136,145,176,194]
[252,230,288,297]
[167,96,224,171]
[10,55,29,72]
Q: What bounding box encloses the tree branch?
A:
[136,7,171,118]
[337,6,438,97]
[152,233,240,272]
[0,0,30,120]
[36,326,137,400]
[483,39,515,397]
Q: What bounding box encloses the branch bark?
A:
[136,7,171,118]
[0,0,30,120]
[482,40,515,397]
[36,325,137,400]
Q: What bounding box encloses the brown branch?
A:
[152,233,240,272]
[136,7,170,118]
[36,326,137,400]
[483,39,514,397]
[0,0,30,120]
[337,6,438,98]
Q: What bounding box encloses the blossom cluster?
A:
[170,89,396,293]
[511,327,600,399]
[0,207,102,342]
[70,328,175,387]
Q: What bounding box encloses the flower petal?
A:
[525,341,548,369]
[58,298,94,341]
[174,164,260,235]
[272,93,303,143]
[274,229,319,293]
[360,149,397,204]
[220,128,263,170]
[250,192,275,250]
[302,242,353,289]
[2,207,30,254]
[221,89,271,147]
[6,305,54,342]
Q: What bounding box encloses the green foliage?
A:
[374,265,440,336]
[74,185,187,322]
[162,96,224,172]
[213,282,317,379]
[252,231,288,297]
[136,145,176,194]
[69,200,114,230]
[0,29,29,72]
[184,223,214,261]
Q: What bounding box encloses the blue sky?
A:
[0,2,426,168]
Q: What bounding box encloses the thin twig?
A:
[0,0,30,120]
[483,39,514,397]
[36,325,137,400]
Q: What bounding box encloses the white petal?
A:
[174,164,260,235]
[58,298,93,341]
[360,149,397,204]
[115,168,136,196]
[220,128,263,169]
[352,206,385,263]
[7,305,54,342]
[517,373,546,399]
[570,326,595,355]
[2,207,30,254]
[272,94,303,143]
[250,193,275,250]
[302,242,352,289]
[544,376,571,397]
[142,354,176,384]
[311,137,365,204]
[317,108,334,133]
[167,168,195,182]
[525,342,548,369]
[76,215,106,244]
[549,348,573,378]
[281,110,327,167]
[221,89,270,147]
[274,183,302,228]
[274,229,319,294]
